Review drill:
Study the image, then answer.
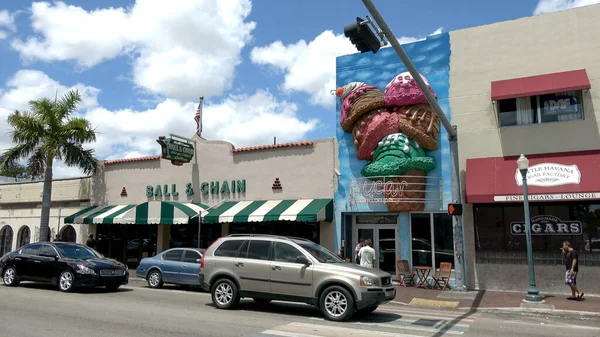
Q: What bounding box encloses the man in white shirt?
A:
[358,239,376,268]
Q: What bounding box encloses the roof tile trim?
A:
[103,141,315,163]
[232,141,314,153]
[104,155,161,165]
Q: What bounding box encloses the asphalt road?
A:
[1,281,599,337]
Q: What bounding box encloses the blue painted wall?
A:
[334,33,452,252]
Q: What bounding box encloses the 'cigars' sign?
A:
[510,215,582,236]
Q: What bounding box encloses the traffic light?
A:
[448,203,463,216]
[344,17,381,54]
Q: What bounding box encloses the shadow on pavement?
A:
[431,290,485,337]
[204,300,401,323]
[17,282,133,294]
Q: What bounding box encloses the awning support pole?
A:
[195,200,226,249]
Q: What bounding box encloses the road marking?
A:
[409,298,459,309]
[502,320,600,331]
[281,322,444,336]
[125,285,210,296]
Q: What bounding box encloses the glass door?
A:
[354,224,398,273]
[377,227,397,273]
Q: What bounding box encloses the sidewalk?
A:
[392,285,600,317]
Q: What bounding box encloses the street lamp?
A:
[517,154,543,302]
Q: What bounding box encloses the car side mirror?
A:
[296,255,311,266]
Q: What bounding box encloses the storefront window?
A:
[410,213,455,269]
[474,202,600,266]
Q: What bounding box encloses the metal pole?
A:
[361,0,466,290]
[521,169,543,302]
[197,217,202,249]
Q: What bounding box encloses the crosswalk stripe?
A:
[278,322,444,337]
[308,315,472,330]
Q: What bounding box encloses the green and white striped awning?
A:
[202,199,333,224]
[64,201,209,225]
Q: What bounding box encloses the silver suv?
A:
[199,234,396,321]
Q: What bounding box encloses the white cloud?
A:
[395,27,444,45]
[0,9,16,39]
[1,70,319,178]
[85,90,318,160]
[533,0,600,14]
[11,0,256,100]
[250,27,443,110]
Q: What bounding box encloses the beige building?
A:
[450,4,600,293]
[62,135,337,267]
[0,178,93,256]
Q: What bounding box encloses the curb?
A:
[459,307,600,318]
[387,300,600,318]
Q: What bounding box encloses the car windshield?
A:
[55,244,103,260]
[297,242,343,263]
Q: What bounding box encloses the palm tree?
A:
[0,90,98,242]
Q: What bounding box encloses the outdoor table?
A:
[413,266,432,289]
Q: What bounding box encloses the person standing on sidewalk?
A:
[358,239,376,268]
[354,238,364,264]
[563,241,584,300]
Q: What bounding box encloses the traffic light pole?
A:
[361,0,467,291]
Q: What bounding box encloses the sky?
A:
[0,0,598,179]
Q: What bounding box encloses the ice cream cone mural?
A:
[337,72,440,212]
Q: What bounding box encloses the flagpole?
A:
[195,96,204,137]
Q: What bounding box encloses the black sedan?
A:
[1,242,128,292]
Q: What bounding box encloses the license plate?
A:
[385,289,395,297]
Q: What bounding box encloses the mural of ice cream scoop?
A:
[384,71,437,107]
[351,108,400,160]
[391,104,441,151]
[361,133,436,212]
[338,84,386,132]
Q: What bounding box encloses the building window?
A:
[474,202,600,266]
[0,225,13,255]
[410,213,455,269]
[498,91,584,127]
[18,226,30,248]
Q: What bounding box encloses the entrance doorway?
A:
[353,217,398,274]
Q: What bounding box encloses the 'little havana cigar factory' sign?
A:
[510,215,582,236]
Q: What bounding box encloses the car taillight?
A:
[201,237,221,269]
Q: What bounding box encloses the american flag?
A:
[195,96,203,136]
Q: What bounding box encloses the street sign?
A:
[156,136,194,164]
[448,203,463,216]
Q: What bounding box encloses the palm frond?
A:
[28,97,55,121]
[26,147,46,178]
[56,90,82,120]
[61,142,98,175]
[0,143,39,169]
[7,110,46,145]
[62,117,97,144]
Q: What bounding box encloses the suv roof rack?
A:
[225,234,312,242]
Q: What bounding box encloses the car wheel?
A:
[253,298,272,305]
[319,286,355,322]
[58,270,75,292]
[357,305,378,315]
[147,270,163,288]
[105,283,121,292]
[211,279,240,310]
[2,266,19,287]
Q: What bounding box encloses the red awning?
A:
[466,150,600,203]
[491,69,591,101]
